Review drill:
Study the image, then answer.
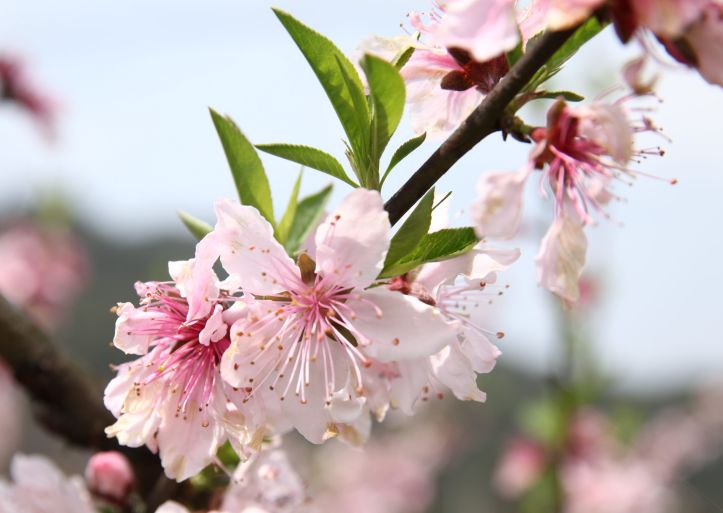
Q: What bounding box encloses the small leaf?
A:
[361,54,406,158]
[286,184,333,254]
[273,9,370,155]
[536,90,585,102]
[381,132,426,186]
[384,189,435,268]
[256,143,358,187]
[209,109,275,226]
[392,46,416,70]
[506,38,524,68]
[276,171,303,244]
[178,211,212,240]
[380,227,478,278]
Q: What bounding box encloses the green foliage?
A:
[273,9,370,159]
[380,227,478,278]
[526,17,607,91]
[276,172,303,245]
[209,109,275,226]
[384,189,435,269]
[285,184,333,254]
[536,90,585,102]
[256,144,357,187]
[381,132,426,187]
[392,46,415,70]
[178,211,212,240]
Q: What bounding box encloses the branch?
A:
[384,26,580,225]
[0,293,170,498]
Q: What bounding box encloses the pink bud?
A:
[85,451,134,503]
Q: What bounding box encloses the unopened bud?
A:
[85,451,134,503]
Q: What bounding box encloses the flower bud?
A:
[85,451,134,503]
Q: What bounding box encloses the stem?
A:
[0,293,168,497]
[384,26,580,225]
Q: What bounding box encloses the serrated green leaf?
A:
[384,189,435,268]
[273,9,370,155]
[209,109,275,226]
[256,143,358,187]
[380,227,478,278]
[361,54,406,159]
[178,210,212,240]
[276,171,303,244]
[527,17,607,91]
[286,184,333,254]
[392,46,415,70]
[381,132,426,187]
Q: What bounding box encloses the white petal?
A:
[471,169,529,240]
[459,330,501,374]
[535,214,587,303]
[327,388,366,424]
[168,257,218,321]
[198,304,227,346]
[113,303,154,355]
[388,359,430,414]
[210,199,300,296]
[347,288,457,362]
[154,501,191,513]
[431,342,486,402]
[314,189,391,289]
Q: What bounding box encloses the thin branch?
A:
[0,293,168,497]
[384,26,580,225]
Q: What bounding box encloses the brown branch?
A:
[384,26,580,225]
[0,292,170,499]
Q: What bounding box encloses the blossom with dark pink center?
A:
[104,258,270,481]
[199,189,459,444]
[472,97,668,302]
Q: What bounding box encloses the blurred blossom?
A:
[493,437,546,498]
[0,454,96,513]
[311,422,453,513]
[0,55,55,136]
[84,451,134,504]
[0,362,21,468]
[0,221,88,330]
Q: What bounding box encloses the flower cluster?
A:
[105,188,515,480]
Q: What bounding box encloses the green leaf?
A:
[256,143,358,187]
[273,9,370,154]
[361,54,406,158]
[209,109,275,226]
[380,227,478,278]
[286,184,333,254]
[276,171,303,244]
[392,46,415,70]
[527,17,607,91]
[506,38,524,68]
[536,90,585,102]
[381,132,426,186]
[178,211,212,240]
[384,189,435,268]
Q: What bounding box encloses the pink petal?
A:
[314,189,391,289]
[535,214,587,303]
[471,169,529,240]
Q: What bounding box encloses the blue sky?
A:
[1,0,722,395]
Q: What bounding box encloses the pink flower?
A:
[0,454,96,513]
[84,451,134,503]
[678,2,723,86]
[0,55,55,136]
[201,189,459,444]
[0,222,88,330]
[472,97,666,302]
[493,437,547,498]
[104,258,270,481]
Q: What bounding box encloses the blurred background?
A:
[1,1,722,512]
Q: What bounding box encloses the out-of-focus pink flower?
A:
[313,424,451,513]
[104,258,271,482]
[680,2,723,86]
[0,454,96,513]
[0,362,21,468]
[0,222,88,330]
[0,55,55,136]
[493,437,547,498]
[84,451,134,503]
[202,189,459,445]
[472,97,667,302]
